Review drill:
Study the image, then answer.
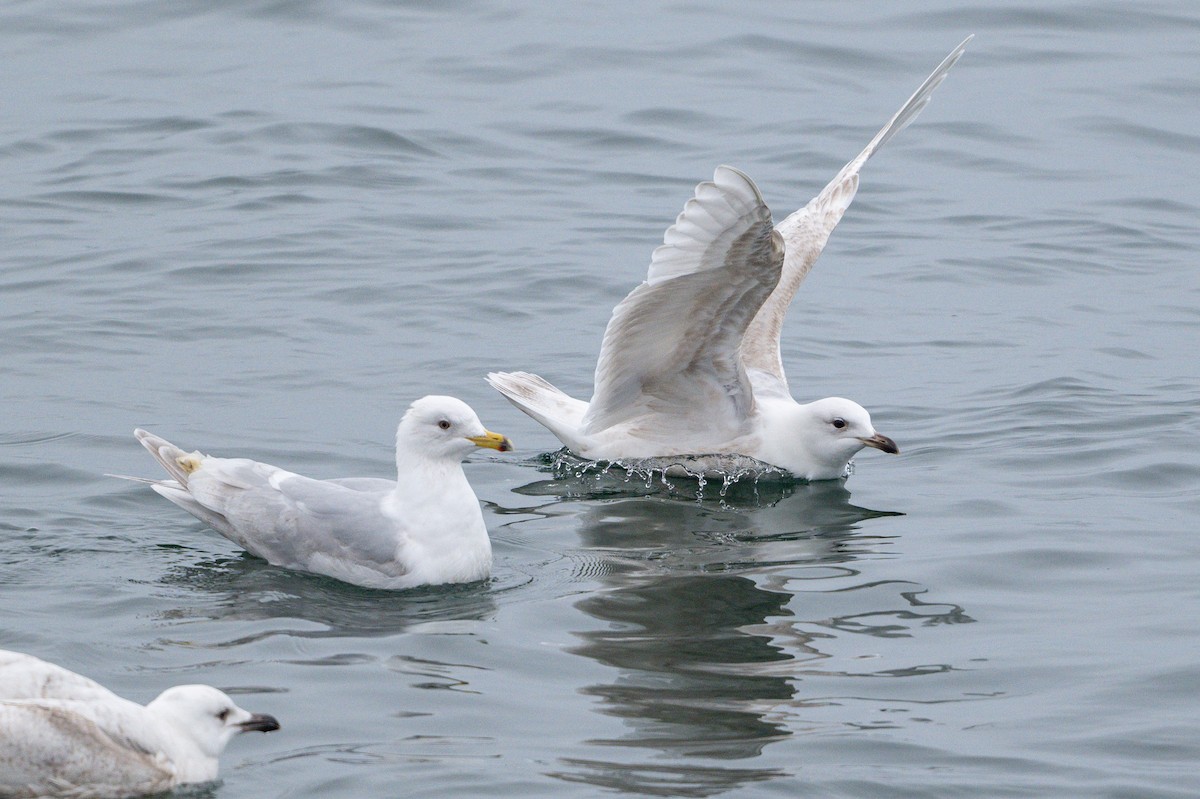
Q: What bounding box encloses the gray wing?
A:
[326,477,397,491]
[583,166,784,438]
[741,36,972,398]
[184,462,412,579]
[134,430,411,580]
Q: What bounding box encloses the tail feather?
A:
[129,428,237,536]
[106,473,167,485]
[134,428,203,487]
[485,371,588,449]
[149,481,237,537]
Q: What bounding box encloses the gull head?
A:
[398,395,513,461]
[765,397,898,481]
[146,684,279,763]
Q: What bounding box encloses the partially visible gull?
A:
[0,649,278,799]
[489,37,970,481]
[130,395,512,589]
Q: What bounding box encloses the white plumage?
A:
[0,649,278,799]
[490,38,970,480]
[130,395,512,589]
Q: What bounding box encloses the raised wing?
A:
[583,166,784,438]
[740,35,972,398]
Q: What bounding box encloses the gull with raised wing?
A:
[488,38,970,481]
[130,395,512,589]
[0,649,278,799]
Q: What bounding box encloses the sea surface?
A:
[2,2,1199,797]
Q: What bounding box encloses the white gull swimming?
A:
[130,395,512,589]
[489,38,970,481]
[0,649,278,799]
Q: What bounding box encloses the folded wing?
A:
[0,700,174,798]
[189,465,412,579]
[134,430,412,581]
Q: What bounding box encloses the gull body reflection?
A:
[513,474,970,795]
[156,552,499,641]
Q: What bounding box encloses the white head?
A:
[397,395,513,462]
[145,685,279,781]
[765,397,898,481]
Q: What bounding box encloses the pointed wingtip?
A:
[945,34,974,69]
[848,35,974,162]
[932,35,973,83]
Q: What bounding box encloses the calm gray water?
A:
[3,1,1199,797]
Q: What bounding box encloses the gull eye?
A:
[437,420,451,430]
[832,418,847,430]
[217,708,231,722]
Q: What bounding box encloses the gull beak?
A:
[859,432,899,455]
[237,713,281,734]
[467,430,514,452]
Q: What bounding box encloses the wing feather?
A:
[184,466,410,577]
[584,166,784,436]
[134,430,412,580]
[741,35,972,398]
[0,701,174,797]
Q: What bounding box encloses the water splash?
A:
[541,448,809,502]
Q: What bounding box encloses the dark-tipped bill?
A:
[468,431,514,452]
[238,713,281,733]
[859,433,899,455]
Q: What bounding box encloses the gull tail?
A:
[130,429,237,537]
[106,473,164,485]
[134,429,204,486]
[486,371,589,450]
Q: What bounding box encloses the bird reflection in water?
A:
[156,553,499,641]
[516,473,970,795]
